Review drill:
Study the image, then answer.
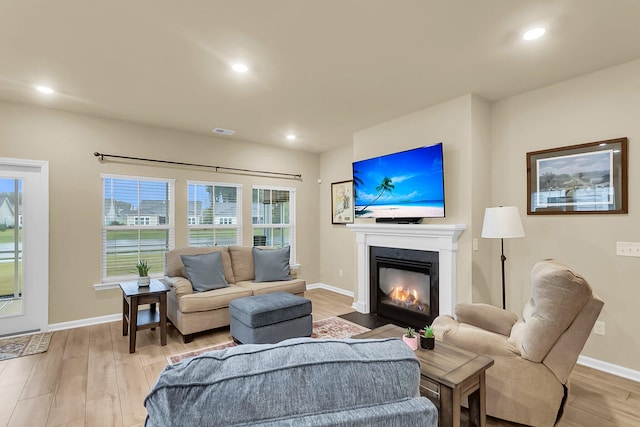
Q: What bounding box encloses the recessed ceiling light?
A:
[232,63,248,73]
[35,85,54,94]
[523,27,546,41]
[286,134,296,141]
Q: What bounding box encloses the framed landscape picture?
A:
[331,180,354,224]
[526,137,628,215]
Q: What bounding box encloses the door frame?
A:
[0,157,49,335]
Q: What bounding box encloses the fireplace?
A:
[370,246,438,329]
[348,223,465,318]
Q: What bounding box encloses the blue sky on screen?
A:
[353,144,444,205]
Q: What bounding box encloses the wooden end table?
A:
[120,279,170,353]
[354,323,494,427]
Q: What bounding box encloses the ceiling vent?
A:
[212,127,236,136]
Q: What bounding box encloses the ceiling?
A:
[2,1,640,153]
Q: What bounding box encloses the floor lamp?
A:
[481,206,525,310]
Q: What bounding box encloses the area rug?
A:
[0,332,52,361]
[168,316,370,364]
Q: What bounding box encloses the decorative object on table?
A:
[167,317,371,364]
[331,180,354,224]
[402,327,418,351]
[136,259,151,287]
[0,332,53,361]
[526,137,628,215]
[482,206,525,310]
[420,325,435,350]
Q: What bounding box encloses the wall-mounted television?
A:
[352,143,445,222]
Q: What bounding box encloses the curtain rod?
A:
[94,152,302,180]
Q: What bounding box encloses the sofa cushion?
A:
[145,338,430,426]
[181,252,229,292]
[235,278,306,296]
[228,245,255,282]
[178,285,253,314]
[230,292,312,328]
[253,246,292,282]
[165,246,236,284]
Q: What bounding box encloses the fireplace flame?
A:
[390,286,419,303]
[389,286,426,312]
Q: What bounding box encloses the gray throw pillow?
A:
[253,246,292,282]
[181,251,229,292]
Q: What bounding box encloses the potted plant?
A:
[402,327,418,351]
[420,325,435,350]
[136,260,151,287]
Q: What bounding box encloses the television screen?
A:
[352,143,445,220]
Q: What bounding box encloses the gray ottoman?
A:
[230,292,312,344]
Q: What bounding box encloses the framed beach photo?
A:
[331,180,354,224]
[526,137,628,215]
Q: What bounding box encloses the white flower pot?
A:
[138,276,151,287]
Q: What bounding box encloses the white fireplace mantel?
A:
[347,223,466,317]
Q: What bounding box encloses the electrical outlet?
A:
[593,321,605,336]
[616,241,640,257]
[338,268,343,277]
[473,238,478,251]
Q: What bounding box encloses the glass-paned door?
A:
[0,178,22,317]
[0,159,48,336]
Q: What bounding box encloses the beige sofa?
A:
[164,246,306,342]
[432,260,603,426]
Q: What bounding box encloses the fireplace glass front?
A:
[370,246,439,329]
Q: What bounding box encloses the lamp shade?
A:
[481,206,525,239]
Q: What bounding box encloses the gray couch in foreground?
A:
[145,337,438,427]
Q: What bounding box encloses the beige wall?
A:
[0,100,320,324]
[470,95,494,303]
[319,145,356,292]
[491,58,640,371]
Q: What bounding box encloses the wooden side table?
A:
[354,323,494,427]
[120,279,170,353]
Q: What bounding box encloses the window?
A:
[187,181,242,246]
[252,186,296,261]
[101,174,175,282]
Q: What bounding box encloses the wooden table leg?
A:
[440,385,454,427]
[129,295,138,353]
[467,372,487,427]
[150,302,156,331]
[160,292,167,346]
[122,295,129,336]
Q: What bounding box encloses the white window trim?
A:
[100,173,175,283]
[252,185,296,263]
[186,180,243,246]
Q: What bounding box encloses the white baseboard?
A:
[577,355,640,382]
[306,282,354,298]
[48,313,121,332]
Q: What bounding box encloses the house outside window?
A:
[187,181,242,246]
[101,174,175,282]
[252,186,296,262]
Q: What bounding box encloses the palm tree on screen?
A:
[353,170,364,200]
[357,177,394,213]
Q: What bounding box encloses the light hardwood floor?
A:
[0,288,637,427]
